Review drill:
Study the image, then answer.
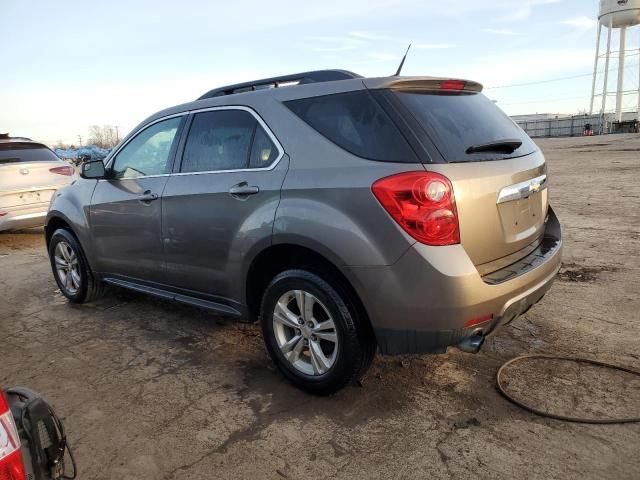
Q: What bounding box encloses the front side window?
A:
[182,110,262,173]
[111,116,183,179]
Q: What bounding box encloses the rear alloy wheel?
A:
[48,228,105,303]
[261,269,375,395]
[272,290,339,376]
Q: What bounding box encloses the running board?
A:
[102,277,242,317]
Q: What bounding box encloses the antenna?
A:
[394,43,412,76]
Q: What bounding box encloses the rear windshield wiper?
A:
[465,139,522,155]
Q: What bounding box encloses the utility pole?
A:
[77,135,83,147]
[115,126,119,143]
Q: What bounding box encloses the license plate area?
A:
[0,190,54,208]
[498,191,545,241]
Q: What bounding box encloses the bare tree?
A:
[87,125,119,148]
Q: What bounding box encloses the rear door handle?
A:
[138,190,159,203]
[229,182,259,199]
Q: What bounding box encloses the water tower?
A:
[589,0,640,121]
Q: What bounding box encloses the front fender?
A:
[46,179,97,268]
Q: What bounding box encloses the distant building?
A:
[512,112,639,138]
[511,114,572,123]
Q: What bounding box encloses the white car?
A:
[0,138,75,231]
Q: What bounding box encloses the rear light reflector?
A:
[464,314,494,328]
[0,392,26,480]
[49,166,74,176]
[440,80,466,91]
[372,171,460,246]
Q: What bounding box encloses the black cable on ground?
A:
[497,354,640,424]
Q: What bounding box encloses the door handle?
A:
[229,182,259,199]
[138,190,159,203]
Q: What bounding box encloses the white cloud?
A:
[307,35,364,54]
[405,0,561,22]
[312,44,359,53]
[367,52,402,62]
[413,43,456,49]
[348,31,388,40]
[433,48,594,91]
[561,16,597,31]
[482,28,518,36]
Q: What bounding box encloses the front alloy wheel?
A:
[48,228,105,303]
[54,241,81,295]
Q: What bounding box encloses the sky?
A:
[1,0,639,145]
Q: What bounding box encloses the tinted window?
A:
[394,91,536,162]
[249,126,278,168]
[0,143,60,164]
[285,90,417,162]
[182,110,257,173]
[112,117,183,179]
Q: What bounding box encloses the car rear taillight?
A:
[0,391,26,480]
[372,171,460,246]
[49,166,74,176]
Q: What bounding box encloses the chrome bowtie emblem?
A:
[19,168,29,175]
[497,174,548,204]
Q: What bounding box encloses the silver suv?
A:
[46,70,562,394]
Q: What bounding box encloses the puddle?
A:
[557,263,618,283]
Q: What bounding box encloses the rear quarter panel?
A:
[247,94,422,267]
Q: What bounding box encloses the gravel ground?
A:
[1,134,639,480]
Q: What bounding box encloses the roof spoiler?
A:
[198,69,362,100]
[365,77,483,93]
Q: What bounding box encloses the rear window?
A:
[0,143,60,164]
[394,91,537,162]
[285,90,417,163]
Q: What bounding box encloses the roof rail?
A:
[197,69,361,100]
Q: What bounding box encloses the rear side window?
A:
[394,91,537,162]
[285,90,417,163]
[181,110,279,173]
[0,143,60,164]
[249,126,278,168]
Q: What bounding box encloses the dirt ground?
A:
[1,134,639,480]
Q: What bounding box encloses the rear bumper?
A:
[347,208,562,355]
[0,202,49,231]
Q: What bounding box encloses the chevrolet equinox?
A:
[45,70,562,394]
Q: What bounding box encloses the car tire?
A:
[260,269,375,395]
[48,228,104,303]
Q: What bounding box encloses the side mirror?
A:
[80,160,107,179]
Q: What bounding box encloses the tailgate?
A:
[387,85,548,265]
[0,161,72,191]
[429,152,548,265]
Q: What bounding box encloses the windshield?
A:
[394,91,537,162]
